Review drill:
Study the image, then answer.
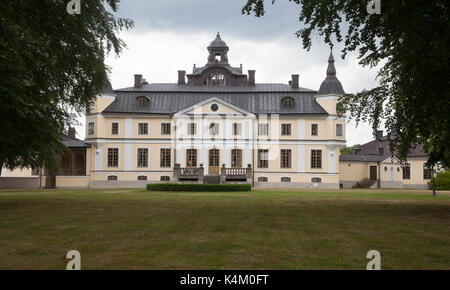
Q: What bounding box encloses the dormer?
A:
[136,96,150,108]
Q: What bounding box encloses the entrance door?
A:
[209,149,220,174]
[369,165,377,181]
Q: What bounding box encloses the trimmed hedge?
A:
[428,171,450,190]
[146,183,252,192]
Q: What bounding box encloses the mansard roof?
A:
[104,83,326,115]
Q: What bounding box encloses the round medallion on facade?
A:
[211,104,218,112]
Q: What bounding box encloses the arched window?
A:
[136,96,149,108]
[311,177,322,183]
[107,175,118,181]
[281,97,294,109]
[281,177,291,182]
[137,175,147,181]
[204,72,226,86]
[258,177,268,182]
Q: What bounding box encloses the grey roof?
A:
[339,154,389,162]
[339,133,426,162]
[101,80,114,94]
[104,83,326,115]
[62,136,90,148]
[115,83,316,93]
[208,32,228,48]
[318,52,345,95]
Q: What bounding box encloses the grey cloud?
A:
[115,0,303,41]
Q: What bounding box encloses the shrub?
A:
[428,171,450,190]
[146,183,251,192]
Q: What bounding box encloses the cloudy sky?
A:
[76,0,383,146]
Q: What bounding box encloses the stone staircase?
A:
[203,175,221,184]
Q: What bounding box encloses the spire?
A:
[326,51,336,77]
[317,49,345,95]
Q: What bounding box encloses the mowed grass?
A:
[0,188,449,269]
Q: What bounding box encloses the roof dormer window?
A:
[136,96,149,108]
[281,97,294,109]
[204,72,226,86]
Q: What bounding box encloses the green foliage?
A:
[242,0,450,167]
[146,183,252,192]
[340,144,360,155]
[428,172,450,190]
[0,1,133,172]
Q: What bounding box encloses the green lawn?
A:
[0,188,449,269]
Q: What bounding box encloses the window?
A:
[137,148,148,168]
[137,175,147,181]
[31,168,40,176]
[402,163,411,180]
[209,123,219,135]
[258,149,269,168]
[107,175,118,181]
[160,148,171,167]
[205,72,226,86]
[281,124,291,136]
[231,149,242,168]
[88,122,95,135]
[423,164,432,180]
[311,124,318,136]
[258,123,268,136]
[107,148,119,167]
[258,177,268,182]
[336,124,343,137]
[111,122,119,135]
[280,149,292,168]
[311,177,322,183]
[160,176,170,182]
[232,123,242,136]
[161,123,171,135]
[281,177,291,182]
[186,149,197,167]
[136,96,148,108]
[211,104,219,111]
[187,123,197,135]
[311,149,322,169]
[138,123,148,135]
[281,97,294,109]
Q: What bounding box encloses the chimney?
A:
[141,78,148,86]
[68,127,76,139]
[178,70,186,85]
[248,70,255,86]
[134,74,143,88]
[376,130,383,140]
[291,74,299,89]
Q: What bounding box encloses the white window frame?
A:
[160,122,171,135]
[137,122,149,135]
[310,149,322,169]
[136,147,149,168]
[336,123,343,137]
[258,123,269,136]
[311,123,319,137]
[281,123,292,136]
[111,121,119,135]
[88,121,95,135]
[106,147,120,168]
